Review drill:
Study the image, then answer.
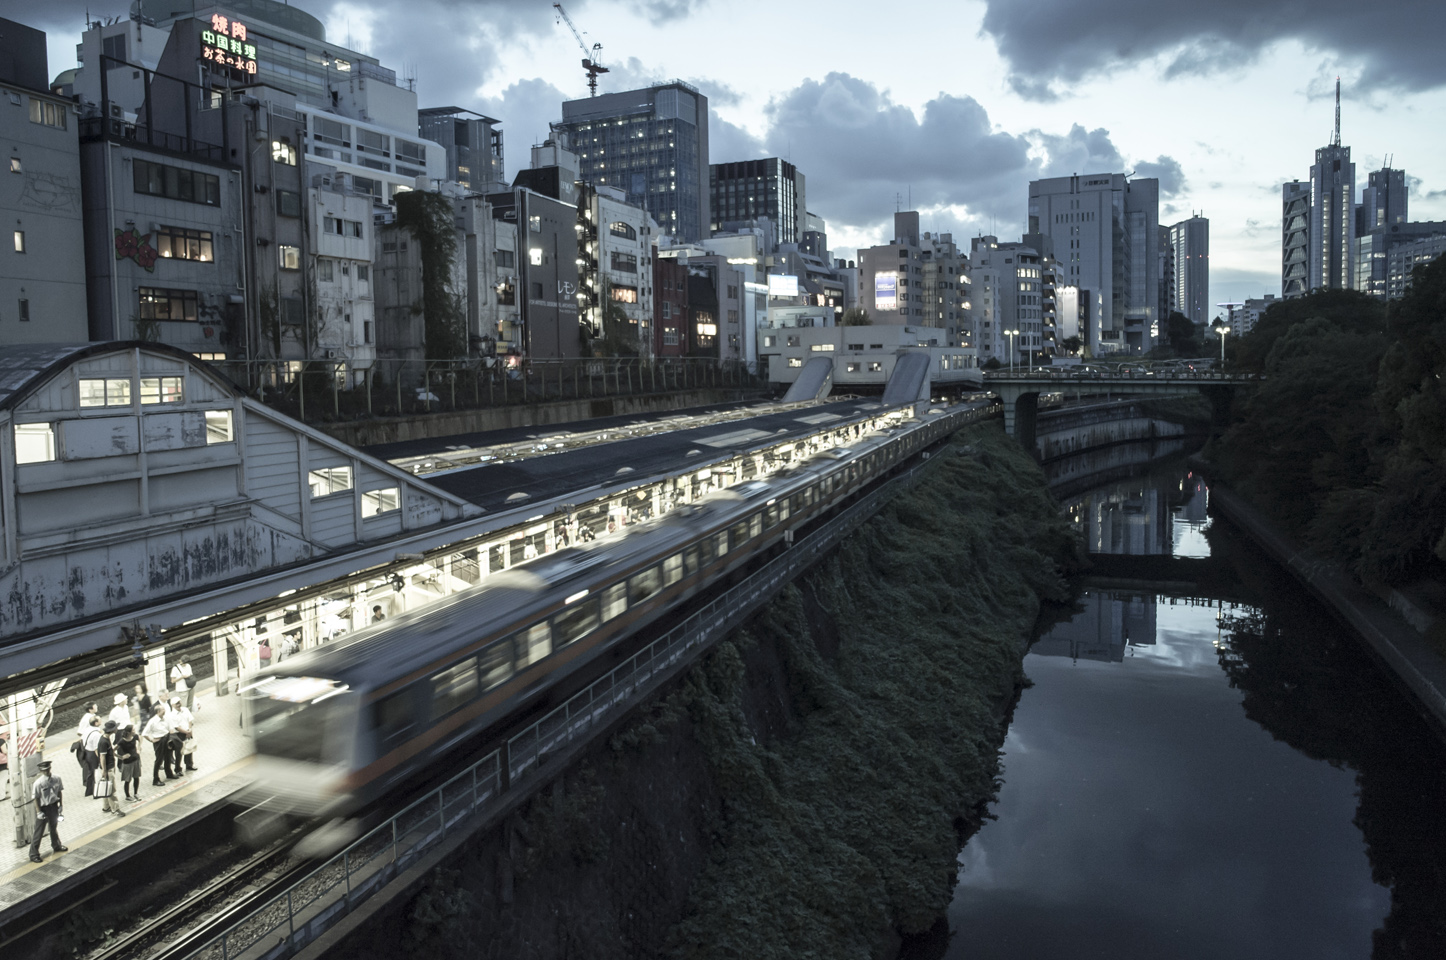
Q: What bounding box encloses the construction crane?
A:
[553,3,608,97]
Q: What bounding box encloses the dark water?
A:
[937,457,1446,959]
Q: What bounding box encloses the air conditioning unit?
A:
[109,102,124,118]
[324,349,339,359]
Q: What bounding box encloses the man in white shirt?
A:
[75,703,98,738]
[107,693,130,730]
[141,704,175,786]
[80,717,103,797]
[167,697,196,772]
[179,659,195,710]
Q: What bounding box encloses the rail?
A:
[177,403,988,960]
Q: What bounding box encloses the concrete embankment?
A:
[1208,483,1446,736]
[315,388,767,448]
[331,423,1078,960]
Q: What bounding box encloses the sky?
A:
[33,0,1446,316]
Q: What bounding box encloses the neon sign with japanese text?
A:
[201,13,257,77]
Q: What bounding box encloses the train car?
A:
[236,411,960,830]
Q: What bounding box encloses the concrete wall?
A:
[315,388,767,448]
[1034,400,1188,461]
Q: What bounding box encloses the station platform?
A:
[0,683,254,921]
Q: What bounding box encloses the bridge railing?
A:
[983,369,1259,382]
[179,404,988,960]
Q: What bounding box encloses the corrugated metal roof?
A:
[0,342,245,412]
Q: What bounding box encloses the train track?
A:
[83,831,307,960]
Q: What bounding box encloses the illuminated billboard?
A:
[201,14,258,77]
[875,273,898,311]
[767,274,799,297]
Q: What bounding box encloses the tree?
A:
[840,307,871,326]
[1163,311,1202,355]
[1059,336,1083,356]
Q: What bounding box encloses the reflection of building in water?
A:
[1034,592,1157,663]
[1070,479,1170,555]
[1174,474,1209,525]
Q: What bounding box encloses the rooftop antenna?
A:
[1332,76,1341,148]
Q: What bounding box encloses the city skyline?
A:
[29,0,1446,317]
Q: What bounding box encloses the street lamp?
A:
[1004,328,1019,374]
[1212,323,1230,366]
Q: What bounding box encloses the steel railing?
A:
[179,404,984,960]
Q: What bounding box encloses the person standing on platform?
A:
[180,659,195,710]
[130,684,150,732]
[75,703,98,738]
[168,697,195,772]
[94,721,125,817]
[142,703,175,785]
[116,724,142,802]
[28,759,67,863]
[258,639,272,670]
[108,693,130,730]
[80,716,103,797]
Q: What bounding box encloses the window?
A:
[663,554,683,585]
[17,298,28,322]
[601,582,627,621]
[395,139,425,163]
[529,247,543,266]
[280,297,303,326]
[628,566,661,605]
[362,487,400,517]
[139,287,199,322]
[431,659,477,720]
[79,377,132,408]
[868,361,884,372]
[661,301,672,319]
[14,422,56,463]
[516,622,552,667]
[696,322,717,337]
[846,362,860,372]
[154,226,213,262]
[133,159,219,206]
[553,597,600,646]
[494,249,514,268]
[12,231,22,253]
[308,465,353,498]
[847,343,863,351]
[479,641,514,690]
[608,221,636,240]
[8,157,18,174]
[787,357,802,368]
[205,410,233,443]
[140,376,184,404]
[28,98,66,129]
[762,335,776,347]
[276,190,301,218]
[810,344,835,352]
[312,117,350,147]
[356,264,370,282]
[785,335,799,347]
[663,328,679,346]
[528,215,541,233]
[610,284,638,304]
[271,140,297,165]
[356,129,389,155]
[317,259,334,282]
[279,245,301,270]
[374,690,415,748]
[610,251,638,274]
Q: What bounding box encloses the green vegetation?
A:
[395,191,466,360]
[840,307,871,326]
[665,424,1078,958]
[1212,255,1446,585]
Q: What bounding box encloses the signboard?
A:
[875,273,898,311]
[767,274,798,297]
[201,14,258,77]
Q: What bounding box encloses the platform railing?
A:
[181,404,986,960]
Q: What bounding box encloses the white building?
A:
[766,324,976,390]
[582,183,658,356]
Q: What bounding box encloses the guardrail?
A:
[983,369,1259,382]
[179,404,986,960]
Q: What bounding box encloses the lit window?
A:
[528,215,541,233]
[14,422,55,463]
[279,245,301,270]
[8,157,19,174]
[529,247,543,266]
[12,230,23,253]
[271,140,297,165]
[154,226,213,262]
[205,410,233,444]
[362,487,400,517]
[308,465,353,498]
[140,376,184,404]
[787,357,802,368]
[79,378,132,408]
[28,98,66,129]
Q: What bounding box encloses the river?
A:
[930,453,1446,959]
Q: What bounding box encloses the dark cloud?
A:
[979,0,1446,99]
[1031,124,1126,178]
[1133,155,1186,198]
[758,73,1034,234]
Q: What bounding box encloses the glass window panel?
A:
[627,566,661,605]
[307,465,353,497]
[601,582,627,621]
[431,658,478,720]
[663,554,683,586]
[479,640,513,690]
[205,410,233,444]
[13,422,55,463]
[516,622,552,667]
[553,598,600,646]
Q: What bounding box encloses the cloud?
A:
[640,0,707,23]
[1133,155,1186,198]
[978,0,1446,99]
[1029,124,1126,178]
[757,73,1034,236]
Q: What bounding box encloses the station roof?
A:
[0,341,239,412]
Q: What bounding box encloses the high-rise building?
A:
[1386,233,1446,299]
[1358,166,1407,234]
[1355,220,1446,299]
[709,158,805,244]
[971,236,1045,365]
[419,107,506,194]
[555,81,710,242]
[1028,173,1160,353]
[857,212,969,342]
[1169,216,1210,325]
[1282,180,1311,297]
[0,18,88,344]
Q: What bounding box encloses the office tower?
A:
[419,108,506,193]
[1282,180,1311,297]
[1028,173,1161,353]
[857,212,968,339]
[709,158,805,244]
[1359,166,1407,233]
[556,81,710,242]
[971,236,1045,365]
[1169,216,1210,325]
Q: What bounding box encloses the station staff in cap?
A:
[28,759,67,863]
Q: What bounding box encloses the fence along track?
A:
[179,405,985,960]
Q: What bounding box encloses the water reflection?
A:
[929,455,1446,960]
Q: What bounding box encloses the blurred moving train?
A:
[236,407,970,826]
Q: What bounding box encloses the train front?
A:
[237,674,362,832]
